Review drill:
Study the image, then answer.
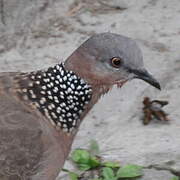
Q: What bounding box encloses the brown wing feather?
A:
[0,73,73,180]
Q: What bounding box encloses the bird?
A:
[0,33,160,180]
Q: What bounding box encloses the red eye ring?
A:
[111,57,122,68]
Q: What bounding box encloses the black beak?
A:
[130,68,161,90]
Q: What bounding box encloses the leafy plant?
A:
[102,167,117,180]
[116,164,143,178]
[69,172,79,180]
[170,176,180,180]
[62,169,79,180]
[89,139,100,156]
[103,161,120,168]
[64,140,144,180]
[71,149,100,170]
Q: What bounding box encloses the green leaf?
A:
[72,149,90,164]
[89,156,101,168]
[102,167,117,180]
[103,161,120,168]
[170,176,179,180]
[117,164,143,178]
[68,172,79,180]
[62,169,79,180]
[89,139,100,156]
[71,149,100,170]
[78,163,91,171]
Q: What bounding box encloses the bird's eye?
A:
[111,57,122,68]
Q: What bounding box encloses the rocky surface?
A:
[0,0,180,179]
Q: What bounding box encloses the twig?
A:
[66,3,83,17]
[0,0,5,25]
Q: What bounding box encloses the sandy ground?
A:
[0,0,180,179]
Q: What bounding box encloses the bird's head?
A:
[65,33,160,90]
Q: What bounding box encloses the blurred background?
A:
[0,0,180,179]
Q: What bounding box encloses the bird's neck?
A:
[16,63,97,134]
[15,63,111,136]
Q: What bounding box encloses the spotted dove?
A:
[0,33,160,180]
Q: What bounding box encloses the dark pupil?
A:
[113,59,121,66]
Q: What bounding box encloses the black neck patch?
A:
[17,63,92,133]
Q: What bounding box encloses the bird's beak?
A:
[130,68,161,90]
